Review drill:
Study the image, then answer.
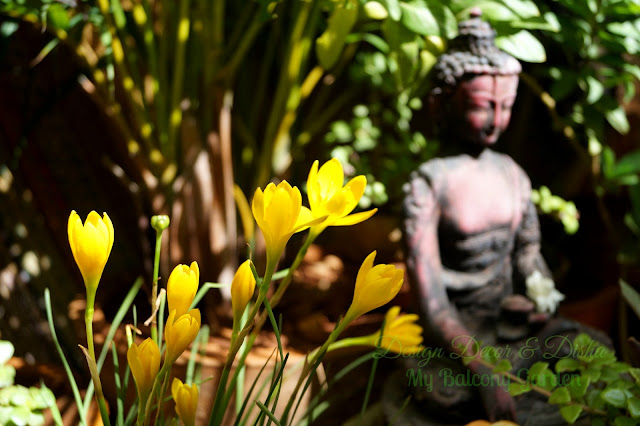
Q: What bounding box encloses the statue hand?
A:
[482,384,516,422]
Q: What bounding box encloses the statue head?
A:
[429,9,522,147]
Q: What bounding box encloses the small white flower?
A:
[526,270,565,313]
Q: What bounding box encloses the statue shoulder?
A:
[402,159,447,217]
[491,151,532,192]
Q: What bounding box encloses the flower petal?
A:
[332,209,378,227]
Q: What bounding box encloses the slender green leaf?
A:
[621,280,640,319]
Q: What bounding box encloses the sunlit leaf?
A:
[495,30,546,62]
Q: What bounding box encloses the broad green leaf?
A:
[556,358,580,373]
[0,21,19,38]
[560,405,582,424]
[399,2,439,36]
[0,341,14,365]
[316,0,358,69]
[493,359,512,373]
[628,397,640,418]
[528,362,549,377]
[568,376,590,399]
[500,0,540,18]
[615,416,638,426]
[509,381,531,396]
[609,150,640,178]
[601,388,627,408]
[605,106,630,134]
[586,75,604,104]
[549,387,571,404]
[496,30,546,62]
[381,0,401,20]
[46,3,69,29]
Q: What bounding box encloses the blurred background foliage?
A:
[0,0,640,366]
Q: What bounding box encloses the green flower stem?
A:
[85,287,97,362]
[151,229,163,345]
[281,317,352,424]
[84,284,111,426]
[209,260,277,425]
[143,362,172,425]
[325,335,372,353]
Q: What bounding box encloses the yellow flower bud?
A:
[167,262,199,318]
[345,251,404,322]
[165,309,201,363]
[171,378,198,426]
[231,260,256,324]
[369,306,423,354]
[127,338,160,403]
[306,159,377,237]
[68,210,114,289]
[252,181,323,265]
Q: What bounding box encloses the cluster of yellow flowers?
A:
[66,158,424,425]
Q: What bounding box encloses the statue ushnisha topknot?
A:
[432,8,521,89]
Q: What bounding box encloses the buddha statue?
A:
[383,10,607,424]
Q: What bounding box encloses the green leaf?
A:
[610,150,640,179]
[568,375,590,399]
[46,3,69,29]
[0,21,19,38]
[628,397,640,418]
[529,362,549,377]
[556,358,580,373]
[381,0,401,20]
[621,280,640,319]
[549,387,571,404]
[509,381,531,396]
[493,359,512,373]
[584,367,601,382]
[0,341,14,365]
[630,368,640,384]
[601,388,627,408]
[399,1,439,36]
[0,365,15,388]
[560,405,582,424]
[499,0,540,18]
[615,416,638,426]
[316,0,359,69]
[606,106,630,134]
[586,75,604,104]
[495,30,546,62]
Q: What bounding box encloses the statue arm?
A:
[512,174,552,295]
[403,173,475,353]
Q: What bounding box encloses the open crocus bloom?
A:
[307,159,377,237]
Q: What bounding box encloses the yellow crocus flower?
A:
[231,260,256,325]
[171,378,198,426]
[344,251,404,322]
[68,210,114,289]
[306,159,377,237]
[165,309,201,363]
[371,306,423,354]
[252,181,322,265]
[127,338,160,404]
[167,262,199,318]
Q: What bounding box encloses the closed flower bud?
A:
[127,338,160,403]
[171,378,198,426]
[252,181,323,265]
[345,251,404,322]
[151,215,170,232]
[231,260,256,325]
[370,306,423,354]
[68,210,114,290]
[306,159,377,238]
[167,262,199,318]
[165,309,201,363]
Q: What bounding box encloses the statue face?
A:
[447,74,519,146]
